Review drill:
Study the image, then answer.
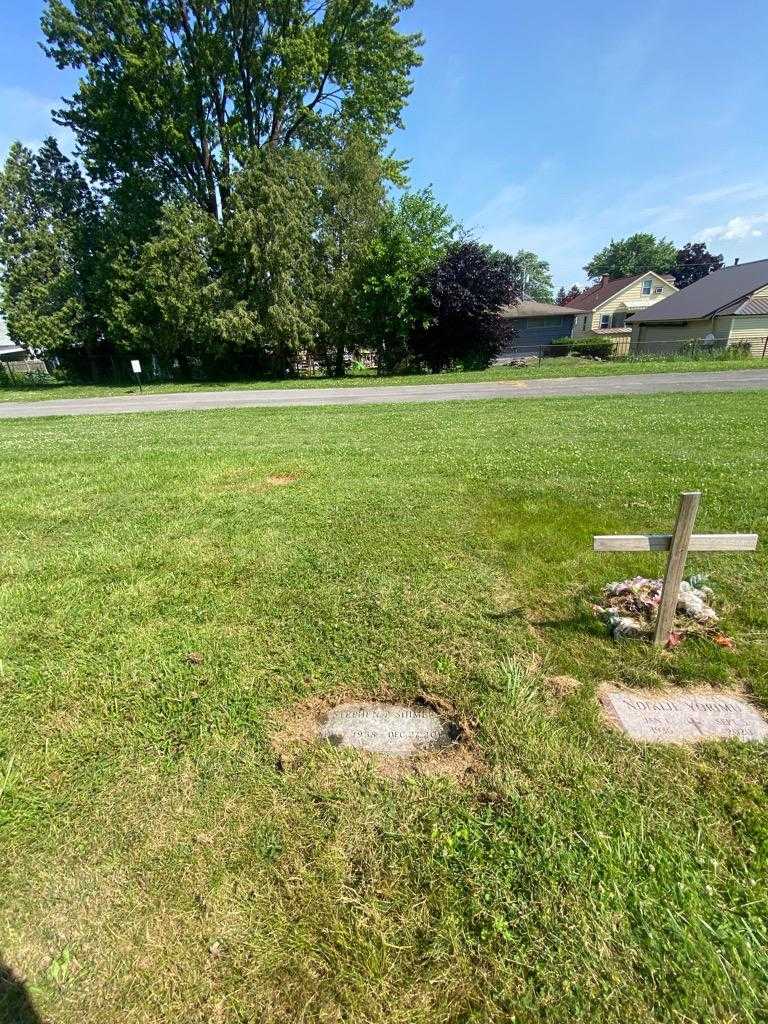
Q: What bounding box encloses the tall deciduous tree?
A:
[0,138,102,362]
[411,242,521,372]
[673,242,724,289]
[584,233,677,280]
[42,0,422,221]
[516,250,554,303]
[360,188,456,371]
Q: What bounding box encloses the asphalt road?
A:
[2,369,768,419]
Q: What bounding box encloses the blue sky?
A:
[3,0,768,286]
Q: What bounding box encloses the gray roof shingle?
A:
[500,300,584,318]
[717,295,768,316]
[628,259,768,323]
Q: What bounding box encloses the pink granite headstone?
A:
[602,691,768,743]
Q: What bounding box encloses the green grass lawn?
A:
[0,352,765,402]
[1,392,767,1023]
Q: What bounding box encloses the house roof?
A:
[562,272,675,312]
[0,316,26,357]
[0,343,27,358]
[628,259,768,323]
[500,300,583,318]
[714,294,768,316]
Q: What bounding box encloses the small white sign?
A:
[130,359,142,374]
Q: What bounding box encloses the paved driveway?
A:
[2,369,768,419]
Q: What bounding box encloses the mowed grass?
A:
[0,352,764,402]
[1,392,767,1024]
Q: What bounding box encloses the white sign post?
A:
[594,491,758,646]
[130,358,143,392]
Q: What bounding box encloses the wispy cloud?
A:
[471,182,529,223]
[0,86,73,161]
[468,165,768,286]
[684,183,768,206]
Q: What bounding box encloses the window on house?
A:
[612,311,626,328]
[600,314,611,328]
[642,278,653,295]
[654,287,663,293]
[582,316,588,330]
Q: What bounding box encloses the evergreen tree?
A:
[218,148,326,376]
[315,135,388,376]
[0,138,102,364]
[121,201,225,366]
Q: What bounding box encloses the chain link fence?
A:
[2,336,767,388]
[500,336,768,366]
[616,336,768,359]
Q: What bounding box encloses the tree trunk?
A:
[333,340,346,378]
[85,341,99,383]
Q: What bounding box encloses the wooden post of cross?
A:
[594,491,759,646]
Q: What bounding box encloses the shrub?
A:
[547,337,575,357]
[680,339,713,357]
[678,339,752,359]
[723,341,752,358]
[0,364,57,389]
[571,337,615,359]
[547,336,615,359]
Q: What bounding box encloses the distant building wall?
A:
[630,315,768,355]
[572,312,592,336]
[573,273,678,337]
[497,314,575,357]
[632,319,724,346]
[728,314,768,340]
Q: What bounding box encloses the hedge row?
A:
[548,337,615,359]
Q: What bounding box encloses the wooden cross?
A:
[594,491,758,646]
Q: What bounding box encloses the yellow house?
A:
[564,271,678,351]
[628,258,768,355]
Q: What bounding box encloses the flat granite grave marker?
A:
[601,690,768,743]
[318,701,455,756]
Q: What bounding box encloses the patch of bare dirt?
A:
[546,675,581,698]
[264,474,298,487]
[270,691,484,784]
[206,469,300,494]
[376,742,482,783]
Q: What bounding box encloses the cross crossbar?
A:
[594,533,758,553]
[593,491,759,646]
